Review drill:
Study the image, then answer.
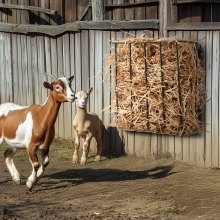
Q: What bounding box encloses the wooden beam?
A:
[174,0,220,4]
[0,3,57,15]
[104,0,159,9]
[77,20,159,30]
[0,22,79,36]
[92,0,104,21]
[167,22,220,30]
[0,20,159,36]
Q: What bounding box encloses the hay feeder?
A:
[108,38,205,136]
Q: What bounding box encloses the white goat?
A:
[72,87,102,165]
[0,74,75,190]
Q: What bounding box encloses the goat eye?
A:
[55,86,62,92]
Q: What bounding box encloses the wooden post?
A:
[159,0,177,37]
[92,0,104,21]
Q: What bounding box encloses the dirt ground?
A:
[1,139,220,220]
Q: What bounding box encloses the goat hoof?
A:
[80,161,86,165]
[26,180,35,191]
[72,160,79,164]
[95,156,101,162]
[14,179,22,185]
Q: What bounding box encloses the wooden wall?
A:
[0,0,159,24]
[1,28,220,167]
[0,29,158,155]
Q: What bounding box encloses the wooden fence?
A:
[1,25,220,167]
[0,0,159,24]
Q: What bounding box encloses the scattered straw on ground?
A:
[104,37,206,136]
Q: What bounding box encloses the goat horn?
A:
[43,72,58,80]
[62,72,66,77]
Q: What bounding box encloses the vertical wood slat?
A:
[211,31,220,167]
[189,30,198,165]
[57,36,64,137]
[65,0,77,22]
[135,0,145,20]
[63,33,72,139]
[89,30,97,153]
[50,37,59,134]
[21,34,28,106]
[11,34,18,104]
[26,36,33,104]
[70,32,76,139]
[105,0,113,20]
[124,0,134,20]
[113,0,125,20]
[197,30,206,166]
[102,30,111,153]
[8,0,17,24]
[205,31,212,167]
[182,30,191,164]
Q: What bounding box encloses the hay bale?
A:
[105,38,205,136]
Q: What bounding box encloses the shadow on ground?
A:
[45,165,176,186]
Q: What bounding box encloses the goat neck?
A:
[41,91,61,126]
[75,105,88,120]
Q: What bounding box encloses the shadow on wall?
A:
[102,125,126,157]
[45,165,175,186]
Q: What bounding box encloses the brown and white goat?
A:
[72,88,102,165]
[0,75,75,190]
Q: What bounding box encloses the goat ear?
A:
[43,82,53,90]
[87,87,93,95]
[68,75,74,82]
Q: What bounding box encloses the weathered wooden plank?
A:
[125,0,134,20]
[105,0,113,20]
[62,33,72,139]
[113,0,125,20]
[168,23,220,31]
[175,0,220,4]
[0,33,3,103]
[0,20,159,36]
[5,33,13,102]
[57,36,64,137]
[21,34,28,105]
[37,35,46,104]
[7,0,17,24]
[75,20,159,30]
[182,30,191,164]
[135,0,145,20]
[196,30,206,166]
[211,31,219,166]
[205,31,213,167]
[92,0,104,21]
[50,37,59,135]
[26,36,33,105]
[0,2,57,14]
[65,0,77,22]
[50,0,62,25]
[106,0,159,8]
[102,30,111,154]
[70,33,76,139]
[189,31,199,165]
[31,36,38,104]
[16,34,24,105]
[145,3,158,20]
